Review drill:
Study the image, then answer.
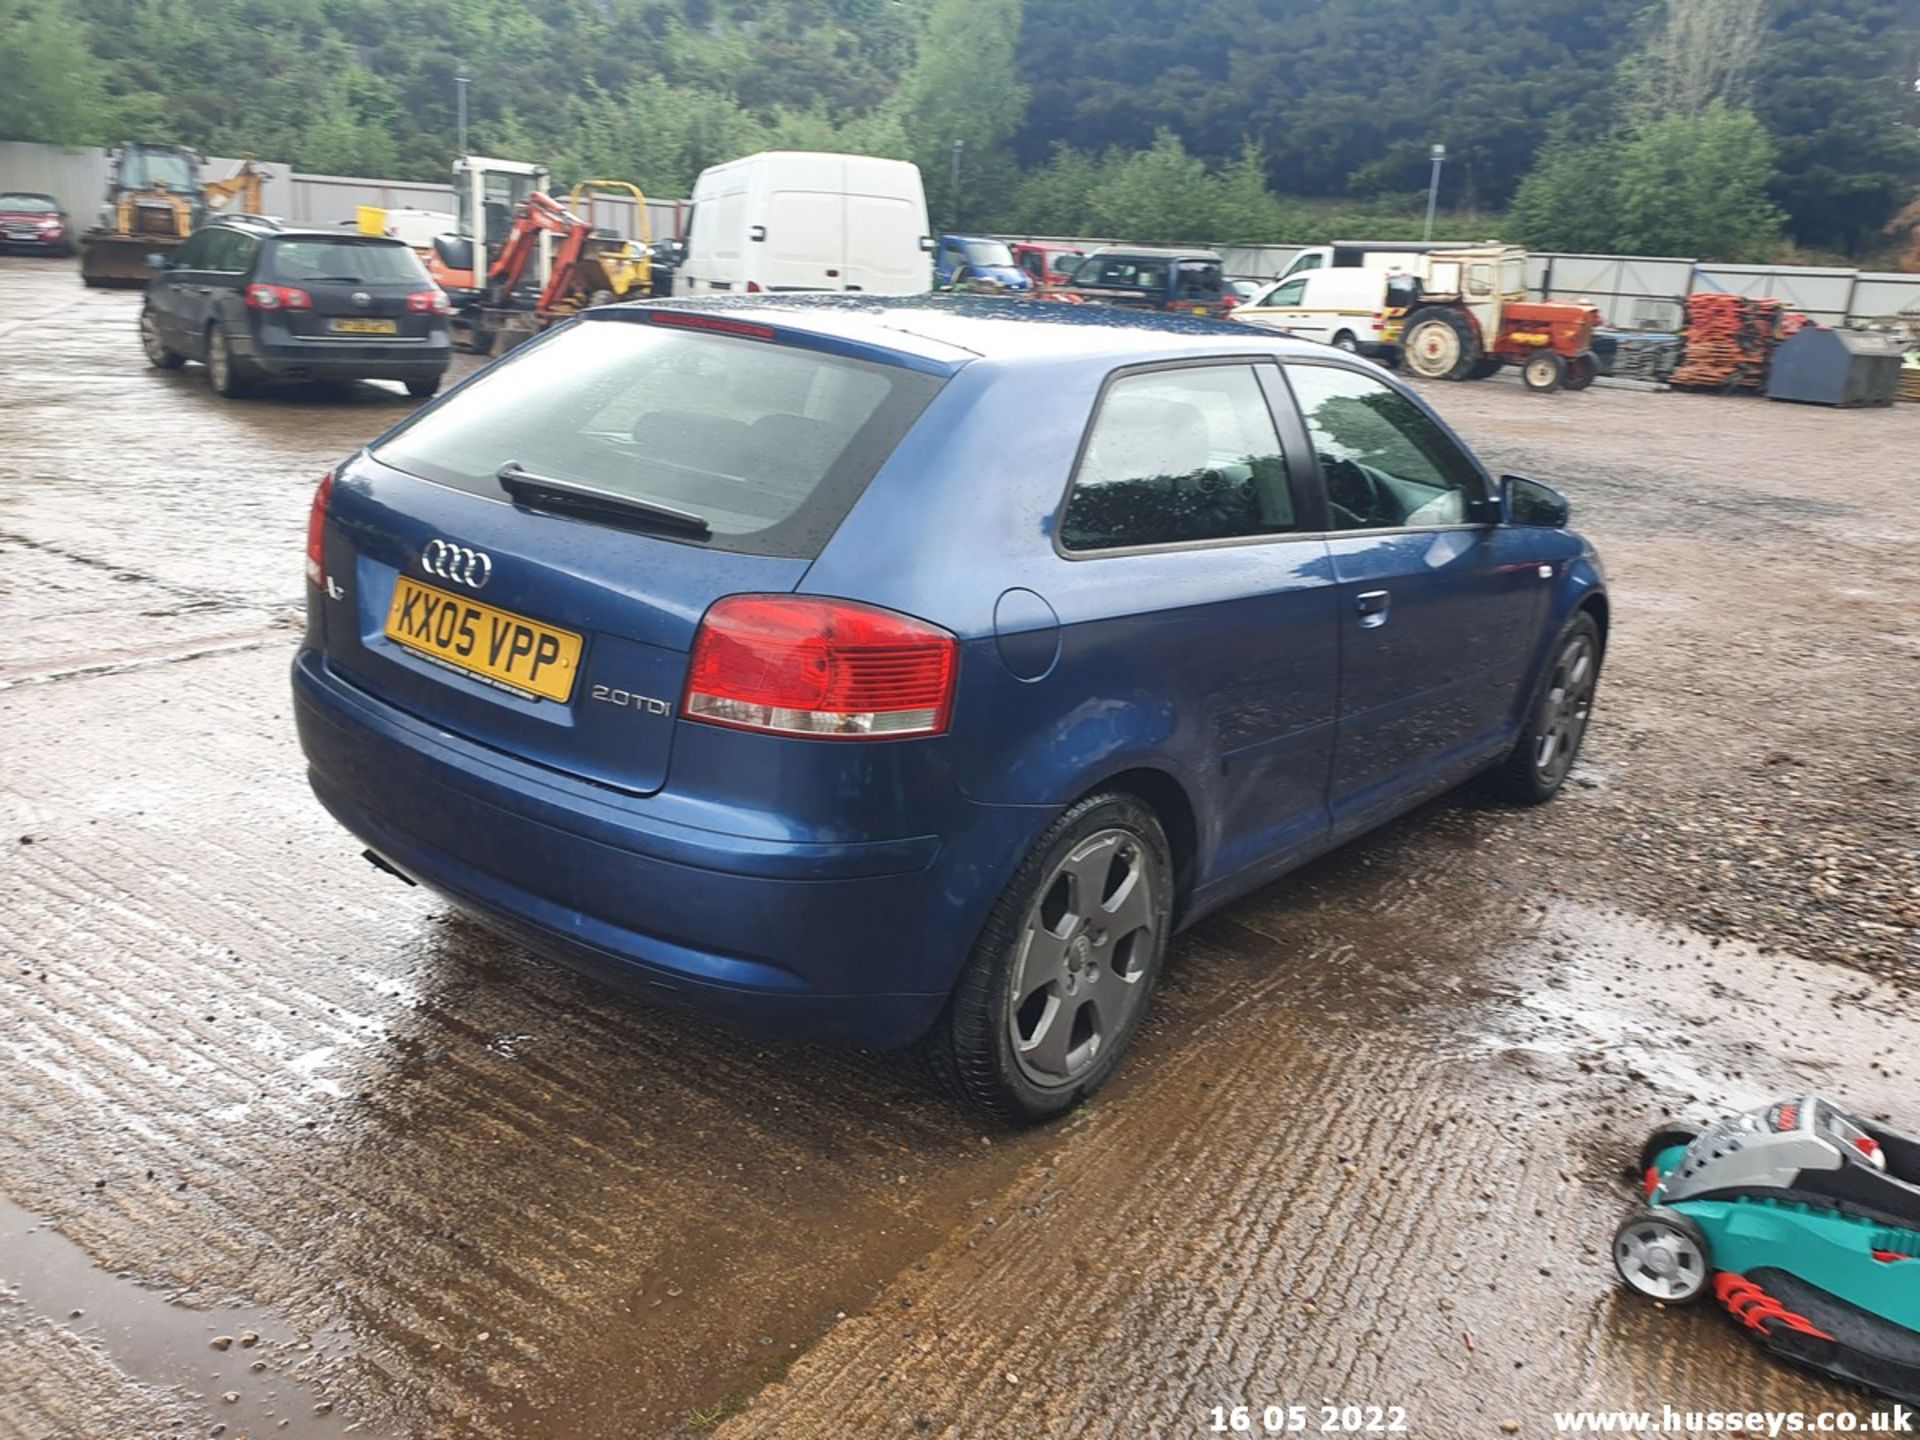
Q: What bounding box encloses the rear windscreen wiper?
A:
[496,462,713,539]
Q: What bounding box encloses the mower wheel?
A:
[1638,1128,1699,1179]
[1522,350,1567,392]
[1613,1208,1711,1304]
[1565,353,1598,390]
[1399,307,1481,380]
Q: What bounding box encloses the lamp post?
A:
[455,69,469,156]
[949,139,964,227]
[1423,142,1446,242]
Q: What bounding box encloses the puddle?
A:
[0,1197,369,1438]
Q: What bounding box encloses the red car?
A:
[1012,241,1084,289]
[0,192,76,256]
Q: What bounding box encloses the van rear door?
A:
[845,191,930,294]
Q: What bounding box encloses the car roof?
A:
[617,294,1327,368]
[207,217,406,244]
[1080,246,1223,262]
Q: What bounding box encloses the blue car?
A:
[932,234,1033,292]
[293,296,1607,1121]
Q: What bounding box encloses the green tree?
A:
[1211,142,1294,243]
[1084,130,1217,243]
[1613,103,1782,259]
[1752,0,1920,253]
[1509,131,1620,253]
[0,0,116,144]
[900,0,1026,227]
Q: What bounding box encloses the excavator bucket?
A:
[78,230,183,289]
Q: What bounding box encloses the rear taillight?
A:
[305,472,333,586]
[745,280,762,293]
[247,283,312,310]
[684,596,958,740]
[407,288,451,315]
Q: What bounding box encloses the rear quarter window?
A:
[372,315,945,559]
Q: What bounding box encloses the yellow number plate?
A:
[331,317,398,335]
[384,577,582,703]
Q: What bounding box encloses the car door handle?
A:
[1355,589,1391,628]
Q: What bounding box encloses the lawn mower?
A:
[1614,1096,1920,1405]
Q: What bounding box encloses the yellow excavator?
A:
[78,147,267,288]
[557,178,654,307]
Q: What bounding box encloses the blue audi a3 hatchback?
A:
[293,296,1606,1121]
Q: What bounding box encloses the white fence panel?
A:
[1536,253,1694,329]
[1845,272,1920,323]
[1693,264,1856,323]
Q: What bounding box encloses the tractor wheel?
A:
[1565,353,1598,391]
[1467,357,1503,380]
[587,289,616,307]
[1399,307,1481,380]
[1522,350,1568,392]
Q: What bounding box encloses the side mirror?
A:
[1501,474,1571,529]
[919,235,936,253]
[747,225,766,243]
[146,252,173,271]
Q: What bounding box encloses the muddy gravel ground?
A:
[1,257,1915,1440]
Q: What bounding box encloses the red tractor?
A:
[1390,245,1601,392]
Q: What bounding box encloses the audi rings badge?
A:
[421,539,493,590]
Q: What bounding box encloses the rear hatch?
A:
[262,235,441,342]
[314,308,950,795]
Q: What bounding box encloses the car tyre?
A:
[1331,330,1359,353]
[1399,307,1481,380]
[918,791,1174,1125]
[405,374,443,399]
[139,307,184,369]
[1486,611,1601,805]
[206,326,255,398]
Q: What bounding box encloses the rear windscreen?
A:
[265,239,427,284]
[372,315,946,558]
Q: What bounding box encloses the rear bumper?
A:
[236,329,450,382]
[292,648,1040,1047]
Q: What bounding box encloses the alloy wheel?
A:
[1534,632,1596,784]
[1008,828,1159,1088]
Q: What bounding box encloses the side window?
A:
[1061,365,1298,552]
[173,230,215,269]
[199,229,245,273]
[1268,278,1308,307]
[1284,253,1323,278]
[1284,365,1485,531]
[1468,262,1493,296]
[222,234,257,276]
[1176,260,1221,297]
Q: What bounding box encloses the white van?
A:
[1232,268,1404,357]
[674,152,933,297]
